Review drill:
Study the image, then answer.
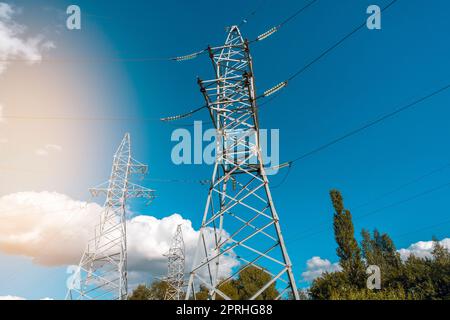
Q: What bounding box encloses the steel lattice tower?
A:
[164,224,185,300]
[186,26,299,300]
[67,133,156,300]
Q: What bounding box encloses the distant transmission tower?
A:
[67,133,156,300]
[186,26,299,300]
[164,224,185,300]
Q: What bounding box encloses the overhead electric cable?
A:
[1,1,317,64]
[288,83,450,165]
[284,180,450,245]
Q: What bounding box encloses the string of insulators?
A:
[257,27,278,41]
[172,49,207,62]
[267,161,292,171]
[160,106,207,122]
[173,52,199,62]
[160,111,194,122]
[263,81,288,97]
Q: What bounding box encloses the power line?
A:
[290,217,450,266]
[161,0,395,122]
[266,81,450,190]
[6,83,450,190]
[249,0,318,43]
[271,162,294,189]
[354,162,450,210]
[276,0,318,30]
[1,114,161,122]
[161,80,450,188]
[253,0,399,107]
[287,0,398,83]
[284,179,450,245]
[143,177,210,185]
[289,83,450,164]
[238,0,269,27]
[1,1,317,64]
[357,181,450,221]
[393,218,450,241]
[283,161,450,239]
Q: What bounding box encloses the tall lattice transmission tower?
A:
[67,133,156,300]
[164,224,185,300]
[186,26,299,300]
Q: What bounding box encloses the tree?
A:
[194,266,279,300]
[330,190,365,287]
[309,271,349,300]
[128,280,170,300]
[235,266,279,300]
[310,190,450,300]
[429,238,450,299]
[128,284,152,300]
[361,229,402,288]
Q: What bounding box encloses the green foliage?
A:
[361,229,402,288]
[430,239,450,299]
[309,271,349,300]
[128,284,152,300]
[330,190,365,287]
[309,190,450,300]
[329,287,407,300]
[128,280,169,300]
[236,266,279,300]
[195,266,279,300]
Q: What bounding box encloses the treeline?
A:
[129,266,280,300]
[309,190,450,300]
[129,189,450,300]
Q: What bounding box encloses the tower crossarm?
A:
[126,182,156,203]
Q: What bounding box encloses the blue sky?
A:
[0,0,450,299]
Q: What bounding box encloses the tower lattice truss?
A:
[164,224,186,300]
[67,133,156,300]
[186,26,299,300]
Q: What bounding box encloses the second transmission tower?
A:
[164,224,186,300]
[67,133,156,300]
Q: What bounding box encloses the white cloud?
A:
[0,2,54,75]
[0,295,26,300]
[35,144,63,156]
[0,191,101,265]
[301,256,341,282]
[127,214,238,282]
[0,295,53,300]
[398,238,450,261]
[0,191,238,282]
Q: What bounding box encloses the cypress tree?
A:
[330,189,365,287]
